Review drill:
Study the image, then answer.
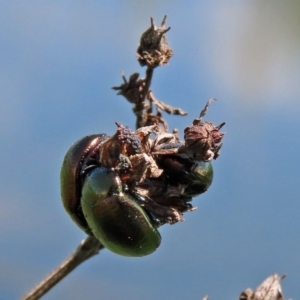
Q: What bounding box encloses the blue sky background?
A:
[1,1,300,299]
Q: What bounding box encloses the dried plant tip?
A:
[199,98,216,120]
[179,100,225,161]
[137,15,173,67]
[112,72,146,104]
[239,274,286,300]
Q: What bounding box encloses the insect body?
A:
[60,135,161,257]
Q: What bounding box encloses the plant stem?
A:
[21,236,103,300]
[135,66,154,129]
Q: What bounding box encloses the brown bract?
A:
[181,120,225,161]
[179,99,225,161]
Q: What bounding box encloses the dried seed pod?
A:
[137,15,173,67]
[179,99,225,161]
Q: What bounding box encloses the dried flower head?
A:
[179,99,225,161]
[137,15,173,67]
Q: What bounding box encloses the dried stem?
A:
[148,91,187,116]
[136,66,154,129]
[143,67,154,102]
[21,236,103,300]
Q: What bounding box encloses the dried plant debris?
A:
[112,72,145,104]
[239,274,286,300]
[113,72,187,132]
[98,100,225,226]
[137,15,173,67]
[179,98,225,161]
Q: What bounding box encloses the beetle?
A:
[61,134,214,257]
[60,134,161,257]
[157,155,213,199]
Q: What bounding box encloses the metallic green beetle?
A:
[60,134,161,257]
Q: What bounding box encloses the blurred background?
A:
[1,1,300,299]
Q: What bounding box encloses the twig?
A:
[148,91,187,116]
[143,67,154,102]
[21,236,103,300]
[135,66,154,129]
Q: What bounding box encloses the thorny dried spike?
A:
[150,17,155,29]
[160,15,167,27]
[151,15,171,35]
[120,72,127,84]
[199,98,216,120]
[216,122,226,130]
